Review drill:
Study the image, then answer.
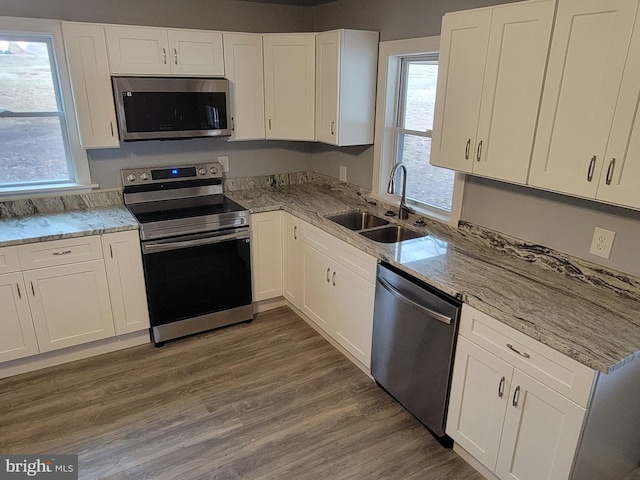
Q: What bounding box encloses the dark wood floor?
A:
[0,306,484,480]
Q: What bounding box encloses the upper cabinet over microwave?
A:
[431,0,640,211]
[104,25,225,76]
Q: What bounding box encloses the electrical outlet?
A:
[339,165,347,182]
[217,156,229,173]
[589,227,616,259]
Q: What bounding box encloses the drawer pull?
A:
[326,268,331,283]
[512,385,521,407]
[52,250,72,256]
[498,376,505,398]
[506,343,530,359]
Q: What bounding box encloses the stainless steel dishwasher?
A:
[371,262,461,443]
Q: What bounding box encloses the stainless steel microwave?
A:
[112,76,232,141]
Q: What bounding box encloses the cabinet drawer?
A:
[300,221,333,255]
[18,236,103,270]
[460,304,595,407]
[334,240,376,282]
[0,246,21,275]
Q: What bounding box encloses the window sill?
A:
[0,183,100,201]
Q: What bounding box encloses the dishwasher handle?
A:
[378,277,453,325]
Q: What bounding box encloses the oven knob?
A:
[198,167,207,176]
[126,173,137,182]
[140,172,150,181]
[210,166,219,175]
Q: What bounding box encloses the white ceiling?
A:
[236,0,336,5]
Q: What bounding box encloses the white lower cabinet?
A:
[299,220,376,368]
[250,211,283,302]
[447,305,593,480]
[0,271,39,362]
[282,212,300,308]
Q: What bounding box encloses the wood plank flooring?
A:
[0,306,483,480]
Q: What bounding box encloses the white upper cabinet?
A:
[263,33,316,141]
[432,1,554,184]
[62,22,119,148]
[529,0,640,198]
[596,7,640,209]
[105,25,224,76]
[223,33,266,140]
[315,29,379,146]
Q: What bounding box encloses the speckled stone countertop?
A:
[226,178,640,374]
[0,190,137,246]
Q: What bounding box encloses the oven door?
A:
[141,228,252,328]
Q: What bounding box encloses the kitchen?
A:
[1,0,640,479]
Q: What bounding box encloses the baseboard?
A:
[453,443,498,480]
[0,330,151,379]
[253,297,287,313]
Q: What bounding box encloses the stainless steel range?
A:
[122,163,253,346]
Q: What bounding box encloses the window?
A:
[0,18,92,198]
[373,37,463,225]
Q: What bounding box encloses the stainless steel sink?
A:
[359,225,426,243]
[326,211,389,231]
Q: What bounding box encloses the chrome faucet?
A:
[387,163,413,220]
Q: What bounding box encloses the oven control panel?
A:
[121,163,223,186]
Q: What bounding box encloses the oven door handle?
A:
[142,230,249,254]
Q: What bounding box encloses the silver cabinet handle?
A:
[293,225,297,240]
[268,116,272,130]
[326,268,331,282]
[506,343,530,359]
[465,139,471,160]
[174,48,178,65]
[52,250,72,256]
[332,271,336,286]
[512,385,521,407]
[16,283,21,299]
[587,155,596,182]
[498,376,505,398]
[605,158,616,185]
[331,121,335,136]
[231,117,235,132]
[109,244,113,259]
[162,47,167,64]
[110,121,114,137]
[476,140,483,162]
[30,281,35,297]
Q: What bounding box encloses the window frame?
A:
[372,36,464,226]
[0,16,95,200]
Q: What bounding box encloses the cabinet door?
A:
[0,273,39,362]
[334,265,375,368]
[102,231,150,335]
[431,9,491,172]
[495,369,586,480]
[300,243,334,332]
[62,22,119,148]
[529,0,640,197]
[263,34,316,141]
[597,7,640,209]
[315,30,340,145]
[473,1,554,184]
[167,29,224,76]
[447,336,512,472]
[24,260,115,353]
[251,212,283,302]
[282,213,300,308]
[223,33,266,140]
[105,25,171,75]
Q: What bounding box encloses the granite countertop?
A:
[226,180,640,374]
[0,206,138,247]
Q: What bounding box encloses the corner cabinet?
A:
[315,29,378,146]
[282,212,300,308]
[62,22,119,148]
[431,0,554,184]
[299,221,376,368]
[223,33,266,141]
[250,211,283,302]
[263,33,316,141]
[447,305,594,480]
[105,25,224,76]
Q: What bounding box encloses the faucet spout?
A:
[387,163,412,220]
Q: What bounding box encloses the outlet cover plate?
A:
[590,227,615,259]
[339,166,347,182]
[218,156,229,173]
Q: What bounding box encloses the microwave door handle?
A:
[142,230,249,254]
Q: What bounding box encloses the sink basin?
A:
[359,225,426,243]
[326,211,389,231]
